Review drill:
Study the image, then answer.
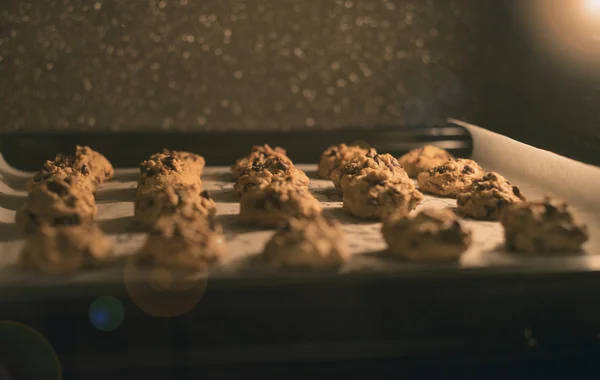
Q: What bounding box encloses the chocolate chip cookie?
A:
[16,177,98,233]
[333,149,408,193]
[151,149,206,177]
[500,198,588,253]
[231,144,289,178]
[456,172,526,220]
[262,217,349,270]
[136,216,226,272]
[20,223,114,274]
[417,159,484,197]
[28,161,99,194]
[239,182,322,227]
[317,143,370,180]
[135,183,217,227]
[52,145,114,184]
[234,155,309,195]
[382,208,472,261]
[398,145,454,178]
[343,169,423,220]
[137,153,203,196]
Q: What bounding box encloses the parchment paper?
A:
[0,121,599,285]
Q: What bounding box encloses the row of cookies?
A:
[231,145,350,269]
[133,150,226,272]
[16,146,116,274]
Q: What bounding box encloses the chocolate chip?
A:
[483,173,497,181]
[544,202,558,216]
[47,181,68,196]
[33,171,46,183]
[163,156,176,169]
[275,161,290,171]
[484,205,496,217]
[462,165,474,175]
[80,165,90,175]
[200,190,211,200]
[512,186,521,197]
[433,166,449,174]
[327,148,338,157]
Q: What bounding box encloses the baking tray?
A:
[1,121,600,376]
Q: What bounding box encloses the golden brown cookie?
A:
[500,198,588,253]
[317,143,370,180]
[398,145,454,178]
[16,177,98,234]
[239,182,322,227]
[28,161,99,194]
[231,144,289,178]
[137,153,203,196]
[343,169,423,220]
[333,149,408,194]
[134,183,217,227]
[135,216,226,272]
[151,149,206,177]
[382,208,472,261]
[417,159,484,197]
[263,217,349,270]
[234,155,309,195]
[20,223,114,275]
[456,172,526,220]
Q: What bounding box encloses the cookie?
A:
[317,143,369,180]
[398,145,454,178]
[53,145,114,184]
[231,144,289,178]
[28,161,99,194]
[343,169,423,219]
[16,177,98,233]
[135,216,226,272]
[20,224,114,274]
[135,183,217,227]
[234,155,309,195]
[239,182,322,227]
[416,159,484,197]
[151,149,205,177]
[262,217,349,270]
[382,208,472,261]
[137,153,202,195]
[456,172,526,220]
[333,149,408,193]
[500,198,588,253]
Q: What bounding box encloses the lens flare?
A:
[0,322,61,380]
[584,0,600,13]
[124,256,208,318]
[89,296,125,332]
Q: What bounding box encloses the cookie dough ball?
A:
[135,183,217,227]
[417,159,484,197]
[239,182,322,227]
[28,161,99,194]
[456,172,526,220]
[317,143,369,180]
[234,155,309,195]
[137,153,202,195]
[232,144,289,178]
[20,224,114,275]
[500,198,588,253]
[136,216,226,272]
[53,146,114,184]
[382,208,472,261]
[263,217,349,270]
[343,169,423,220]
[151,149,205,177]
[398,145,454,178]
[333,149,408,193]
[16,177,98,233]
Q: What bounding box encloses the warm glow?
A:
[584,0,600,14]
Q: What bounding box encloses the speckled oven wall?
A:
[0,0,503,132]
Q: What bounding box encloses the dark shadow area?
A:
[110,171,140,182]
[310,188,341,203]
[98,216,143,235]
[304,169,320,180]
[202,172,235,182]
[206,188,239,203]
[95,187,136,203]
[215,214,272,237]
[0,193,25,211]
[0,173,28,192]
[0,222,20,242]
